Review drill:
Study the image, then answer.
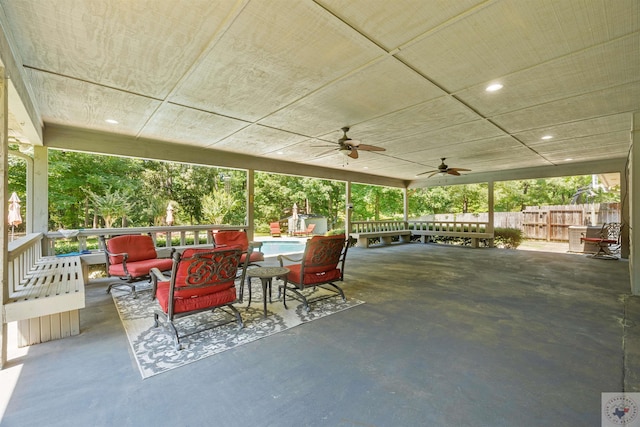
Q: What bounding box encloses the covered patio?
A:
[1,1,640,425]
[1,243,637,426]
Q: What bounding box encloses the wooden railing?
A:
[44,224,247,256]
[408,220,489,234]
[350,220,408,234]
[6,233,44,299]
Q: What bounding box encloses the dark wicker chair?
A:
[277,234,348,311]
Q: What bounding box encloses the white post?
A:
[403,187,409,228]
[630,112,640,295]
[487,180,494,233]
[345,181,352,237]
[32,146,48,234]
[0,67,8,368]
[246,169,255,241]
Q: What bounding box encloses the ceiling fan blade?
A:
[416,169,439,176]
[448,170,461,176]
[449,168,471,172]
[348,149,359,159]
[428,171,440,178]
[356,144,386,152]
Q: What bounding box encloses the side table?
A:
[245,266,290,317]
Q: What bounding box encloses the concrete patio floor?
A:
[1,241,637,426]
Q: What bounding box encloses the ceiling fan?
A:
[417,158,471,178]
[315,127,386,159]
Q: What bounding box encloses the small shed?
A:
[286,214,327,235]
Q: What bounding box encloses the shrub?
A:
[494,227,523,249]
[326,228,345,236]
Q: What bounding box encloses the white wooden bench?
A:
[409,220,494,248]
[4,234,85,347]
[350,221,412,248]
[411,230,494,248]
[350,230,412,248]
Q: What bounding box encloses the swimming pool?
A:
[259,240,306,257]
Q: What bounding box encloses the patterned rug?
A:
[112,281,364,378]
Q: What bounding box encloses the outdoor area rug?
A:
[112,282,364,379]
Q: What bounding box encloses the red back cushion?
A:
[107,235,158,265]
[302,235,345,273]
[173,248,241,297]
[213,230,249,251]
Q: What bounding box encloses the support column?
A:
[345,181,352,238]
[487,180,494,233]
[620,165,630,259]
[32,145,48,234]
[403,187,409,227]
[246,169,255,241]
[1,67,9,368]
[631,112,640,295]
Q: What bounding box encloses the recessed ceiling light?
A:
[564,158,573,162]
[541,135,553,140]
[276,151,284,155]
[363,166,368,170]
[105,119,118,124]
[485,83,503,92]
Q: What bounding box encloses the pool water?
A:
[259,240,306,257]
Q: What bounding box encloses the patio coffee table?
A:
[245,266,290,317]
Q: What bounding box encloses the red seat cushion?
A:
[285,263,342,286]
[242,251,265,263]
[581,238,617,244]
[109,257,174,278]
[107,235,158,264]
[156,248,239,314]
[156,281,236,314]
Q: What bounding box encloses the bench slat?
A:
[4,256,85,323]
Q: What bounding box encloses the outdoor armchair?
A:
[270,222,282,237]
[277,234,348,311]
[211,230,264,302]
[150,248,244,350]
[294,223,316,237]
[100,234,175,298]
[580,222,623,259]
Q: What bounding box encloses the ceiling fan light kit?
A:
[417,158,472,178]
[314,127,385,160]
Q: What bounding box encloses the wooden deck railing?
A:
[44,224,247,256]
[350,220,408,234]
[6,233,45,299]
[408,220,489,234]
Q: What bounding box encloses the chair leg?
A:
[325,282,346,302]
[106,281,138,298]
[227,304,244,328]
[280,283,309,312]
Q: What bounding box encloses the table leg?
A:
[260,277,269,318]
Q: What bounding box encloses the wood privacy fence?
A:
[417,203,620,242]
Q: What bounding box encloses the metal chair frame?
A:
[581,222,622,259]
[100,234,175,298]
[277,235,348,312]
[150,249,244,350]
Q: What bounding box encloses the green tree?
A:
[48,150,144,229]
[202,188,239,224]
[85,187,131,228]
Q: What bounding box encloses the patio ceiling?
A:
[0,0,638,187]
